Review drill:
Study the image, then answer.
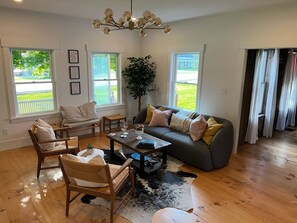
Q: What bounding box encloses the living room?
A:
[0,0,297,222]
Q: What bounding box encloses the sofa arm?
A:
[209,120,234,168]
[134,107,148,124]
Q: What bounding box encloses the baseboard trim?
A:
[0,137,32,151]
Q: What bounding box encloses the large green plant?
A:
[122,55,156,112]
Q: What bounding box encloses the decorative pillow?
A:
[144,104,166,124]
[189,115,208,141]
[61,101,98,123]
[202,117,223,145]
[175,110,195,118]
[149,109,172,127]
[34,119,56,151]
[170,113,192,134]
[66,154,108,188]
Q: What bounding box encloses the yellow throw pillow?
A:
[202,117,223,145]
[144,104,166,124]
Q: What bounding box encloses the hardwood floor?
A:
[0,130,296,223]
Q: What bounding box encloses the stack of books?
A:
[137,139,155,149]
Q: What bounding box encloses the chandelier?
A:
[92,0,171,37]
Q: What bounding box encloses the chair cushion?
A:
[53,136,79,151]
[61,101,98,124]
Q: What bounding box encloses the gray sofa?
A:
[134,106,234,171]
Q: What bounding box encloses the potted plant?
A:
[122,55,156,112]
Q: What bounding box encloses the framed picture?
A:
[70,82,81,95]
[68,49,79,63]
[69,66,80,79]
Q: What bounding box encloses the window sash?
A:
[170,51,202,111]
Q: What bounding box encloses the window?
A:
[10,49,56,116]
[90,53,121,106]
[169,52,202,111]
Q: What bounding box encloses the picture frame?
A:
[69,66,80,79]
[68,49,79,64]
[70,82,81,95]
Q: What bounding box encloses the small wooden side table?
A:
[103,114,126,133]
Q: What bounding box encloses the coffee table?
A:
[107,129,171,175]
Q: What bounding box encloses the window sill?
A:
[10,111,61,124]
[96,104,126,112]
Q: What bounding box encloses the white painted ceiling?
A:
[0,0,295,23]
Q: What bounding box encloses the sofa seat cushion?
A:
[144,125,174,138]
[161,131,214,171]
[62,118,100,128]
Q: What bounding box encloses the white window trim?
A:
[85,44,125,107]
[1,38,61,121]
[169,45,204,112]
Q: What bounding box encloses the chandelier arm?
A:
[143,27,165,30]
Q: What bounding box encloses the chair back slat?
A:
[60,155,111,184]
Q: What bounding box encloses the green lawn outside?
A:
[176,82,197,111]
[17,83,197,113]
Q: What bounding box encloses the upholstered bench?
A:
[60,101,101,137]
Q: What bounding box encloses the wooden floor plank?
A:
[0,130,296,222]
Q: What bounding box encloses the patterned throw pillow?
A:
[149,109,172,127]
[189,114,208,141]
[202,117,223,145]
[169,110,195,133]
[170,114,192,133]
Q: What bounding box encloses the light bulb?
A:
[104,8,113,17]
[163,25,171,34]
[92,19,101,29]
[154,17,162,26]
[103,27,110,34]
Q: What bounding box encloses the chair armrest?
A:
[37,137,71,144]
[111,158,133,180]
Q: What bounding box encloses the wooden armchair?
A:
[28,128,79,178]
[59,155,134,223]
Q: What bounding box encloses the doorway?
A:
[238,48,296,146]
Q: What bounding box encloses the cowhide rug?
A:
[81,149,197,223]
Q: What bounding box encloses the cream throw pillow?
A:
[34,119,56,151]
[61,101,98,123]
[189,115,208,141]
[66,154,109,188]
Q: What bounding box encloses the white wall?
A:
[141,2,297,152]
[1,2,297,152]
[0,7,142,151]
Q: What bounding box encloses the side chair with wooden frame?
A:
[28,128,79,178]
[59,155,134,223]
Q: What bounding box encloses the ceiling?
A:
[0,0,295,23]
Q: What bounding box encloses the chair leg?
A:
[110,199,115,223]
[66,189,70,217]
[37,158,42,178]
